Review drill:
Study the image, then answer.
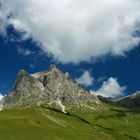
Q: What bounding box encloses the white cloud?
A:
[76,71,94,87]
[17,47,35,56]
[91,77,127,98]
[1,0,140,63]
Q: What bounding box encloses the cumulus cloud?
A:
[91,77,127,98]
[76,71,94,87]
[1,0,140,63]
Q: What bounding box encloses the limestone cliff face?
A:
[3,65,101,112]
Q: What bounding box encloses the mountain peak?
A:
[31,64,61,79]
[49,64,57,70]
[48,64,62,74]
[2,64,101,111]
[18,69,29,77]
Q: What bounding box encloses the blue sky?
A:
[0,0,140,97]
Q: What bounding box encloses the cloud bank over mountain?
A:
[1,0,140,63]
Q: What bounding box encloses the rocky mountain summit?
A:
[2,64,139,113]
[2,65,101,112]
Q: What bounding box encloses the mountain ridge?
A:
[1,65,140,112]
[97,91,140,111]
[2,64,101,112]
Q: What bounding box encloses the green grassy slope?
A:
[0,105,140,140]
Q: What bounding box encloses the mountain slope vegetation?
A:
[0,104,140,140]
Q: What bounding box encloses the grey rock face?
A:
[3,65,101,112]
[0,98,4,111]
[3,69,46,109]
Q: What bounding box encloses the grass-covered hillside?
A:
[0,104,140,140]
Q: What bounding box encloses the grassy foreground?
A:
[0,106,140,140]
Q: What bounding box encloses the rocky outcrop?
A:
[2,65,101,112]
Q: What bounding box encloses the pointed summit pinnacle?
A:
[48,64,58,71]
[18,69,29,78]
[49,64,57,69]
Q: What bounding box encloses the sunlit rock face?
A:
[2,65,101,112]
[0,98,4,111]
